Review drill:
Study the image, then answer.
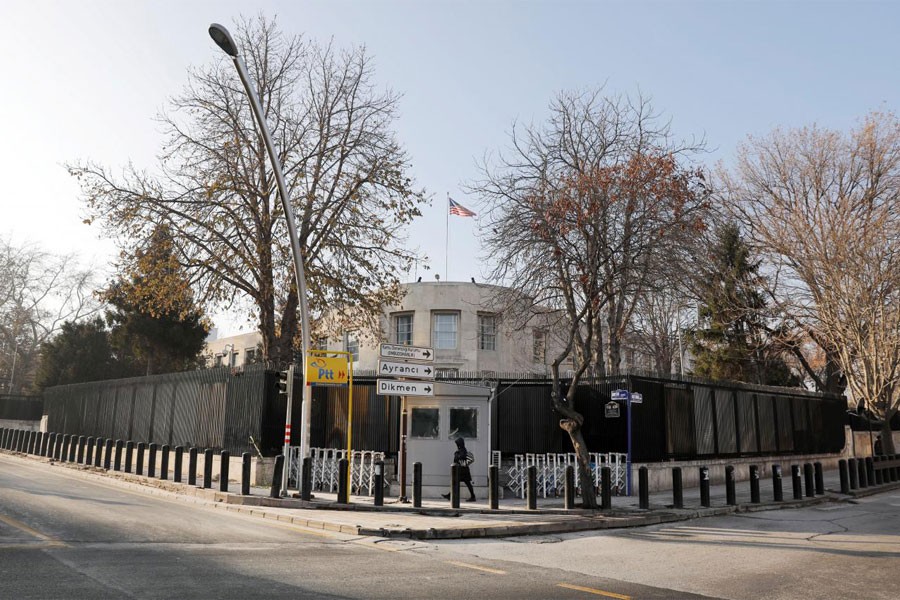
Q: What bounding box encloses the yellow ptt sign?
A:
[305,356,349,386]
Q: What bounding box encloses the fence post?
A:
[814,462,825,495]
[270,454,284,498]
[160,445,170,481]
[136,442,146,475]
[848,458,858,489]
[772,464,783,501]
[725,465,736,506]
[491,464,501,510]
[173,446,183,483]
[114,440,123,472]
[373,460,384,507]
[671,467,683,508]
[750,465,761,503]
[639,466,649,509]
[564,465,575,510]
[803,463,815,497]
[301,456,312,501]
[188,447,198,485]
[203,449,213,489]
[147,443,157,477]
[337,458,349,504]
[219,450,230,492]
[839,459,850,494]
[413,462,422,508]
[241,452,251,496]
[791,465,803,499]
[699,466,710,508]
[526,465,537,510]
[601,466,612,510]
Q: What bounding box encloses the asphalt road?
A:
[0,454,708,599]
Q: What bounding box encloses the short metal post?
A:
[699,466,711,507]
[160,445,170,480]
[33,432,43,455]
[68,435,77,462]
[301,456,312,501]
[219,450,230,492]
[490,464,500,510]
[174,446,184,483]
[124,441,133,473]
[873,457,883,485]
[413,462,422,508]
[241,452,251,495]
[0,428,6,449]
[526,465,537,510]
[772,464,783,501]
[804,463,815,497]
[564,465,575,510]
[203,449,213,489]
[638,466,649,509]
[848,458,858,489]
[84,436,94,465]
[791,465,803,499]
[270,454,284,498]
[373,460,384,506]
[814,462,824,495]
[865,457,875,486]
[451,463,461,508]
[136,442,146,475]
[750,465,761,503]
[59,434,69,462]
[41,432,51,457]
[103,439,113,470]
[188,448,198,485]
[337,458,349,503]
[858,458,868,488]
[56,433,66,461]
[28,431,37,454]
[601,466,612,510]
[114,440,123,471]
[891,455,899,482]
[147,443,157,477]
[725,465,736,506]
[672,467,683,508]
[76,436,85,463]
[839,459,850,494]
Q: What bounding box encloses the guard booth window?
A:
[410,407,440,439]
[449,407,477,439]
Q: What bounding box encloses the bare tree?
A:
[723,110,900,453]
[70,16,425,363]
[473,89,709,507]
[0,237,98,393]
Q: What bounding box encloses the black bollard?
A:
[564,465,575,510]
[269,454,284,498]
[91,436,101,466]
[55,433,65,461]
[750,465,761,504]
[413,462,422,508]
[839,459,850,494]
[526,465,537,510]
[84,437,94,465]
[125,441,134,473]
[601,466,612,510]
[76,436,85,464]
[0,428,6,449]
[203,449,213,489]
[451,463,461,508]
[873,457,883,485]
[791,465,803,499]
[241,452,251,496]
[136,442,146,475]
[699,466,711,508]
[27,431,36,455]
[114,440,123,471]
[68,435,77,462]
[188,448,198,485]
[103,439,113,470]
[60,434,69,462]
[41,431,51,457]
[219,450,229,492]
[804,463,815,497]
[891,455,899,483]
[858,457,868,488]
[814,462,825,495]
[865,457,875,487]
[147,443,157,477]
[160,445,170,480]
[639,466,650,509]
[301,456,312,501]
[373,460,384,506]
[30,432,41,455]
[23,431,31,454]
[772,464,783,501]
[174,446,183,483]
[672,467,684,509]
[337,458,349,504]
[725,465,736,506]
[848,458,858,489]
[490,464,501,510]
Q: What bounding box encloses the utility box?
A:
[403,382,491,497]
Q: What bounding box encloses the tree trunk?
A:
[560,418,599,508]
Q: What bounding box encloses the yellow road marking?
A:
[0,513,68,548]
[557,582,631,599]
[445,560,507,575]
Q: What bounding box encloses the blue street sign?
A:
[611,389,630,401]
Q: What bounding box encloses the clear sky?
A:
[1,1,897,334]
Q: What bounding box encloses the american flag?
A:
[449,198,476,217]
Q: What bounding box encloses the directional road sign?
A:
[611,389,630,401]
[378,360,434,380]
[376,379,434,397]
[379,343,434,362]
[630,392,643,404]
[305,356,349,386]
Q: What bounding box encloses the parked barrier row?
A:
[288,447,385,496]
[506,452,628,499]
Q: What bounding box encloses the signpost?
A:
[306,356,349,386]
[378,360,434,380]
[377,379,434,397]
[379,343,434,362]
[611,388,637,496]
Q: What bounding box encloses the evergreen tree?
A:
[35,318,122,388]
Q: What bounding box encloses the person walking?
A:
[442,437,476,502]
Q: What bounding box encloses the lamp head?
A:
[209,23,238,57]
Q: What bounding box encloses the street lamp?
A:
[208,23,313,495]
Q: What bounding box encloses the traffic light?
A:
[277,370,290,400]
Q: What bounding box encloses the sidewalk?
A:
[5,449,899,540]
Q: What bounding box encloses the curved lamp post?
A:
[209,23,313,496]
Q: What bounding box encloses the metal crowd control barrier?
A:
[506,452,628,498]
[289,447,385,497]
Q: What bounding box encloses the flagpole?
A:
[445,193,449,281]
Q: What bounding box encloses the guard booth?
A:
[404,381,492,497]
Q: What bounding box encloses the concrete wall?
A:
[0,419,39,431]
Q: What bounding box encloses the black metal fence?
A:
[0,395,43,421]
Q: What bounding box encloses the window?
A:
[244,348,257,364]
[478,314,497,351]
[432,312,459,350]
[313,338,328,351]
[532,329,546,362]
[229,352,238,368]
[393,313,414,345]
[449,407,478,439]
[410,407,440,439]
[344,332,359,362]
[214,354,224,367]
